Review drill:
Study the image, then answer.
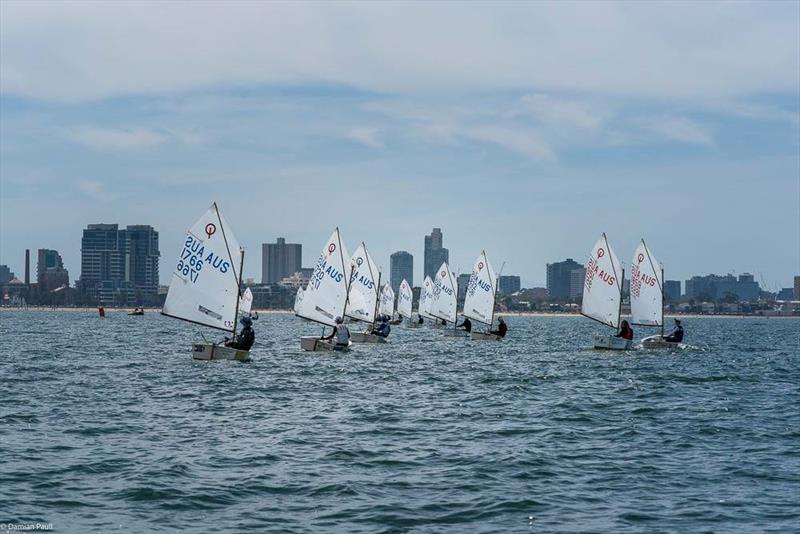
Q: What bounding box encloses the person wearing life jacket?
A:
[225,316,255,351]
[457,316,472,333]
[417,315,424,324]
[374,315,391,337]
[663,318,684,343]
[322,316,351,348]
[490,317,507,337]
[615,320,634,340]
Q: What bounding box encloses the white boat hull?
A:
[300,336,351,352]
[593,335,632,351]
[192,343,251,362]
[641,335,681,349]
[350,332,388,344]
[442,329,467,337]
[470,331,502,341]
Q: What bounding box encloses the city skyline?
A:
[1,3,798,290]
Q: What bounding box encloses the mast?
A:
[372,271,381,326]
[617,267,625,333]
[232,248,245,338]
[661,266,665,338]
[492,258,506,331]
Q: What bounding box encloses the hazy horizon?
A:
[1,2,798,291]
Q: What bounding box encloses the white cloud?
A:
[634,116,713,145]
[347,127,384,148]
[520,94,610,130]
[464,125,555,160]
[77,180,103,196]
[0,2,796,101]
[68,126,166,150]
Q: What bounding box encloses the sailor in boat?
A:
[417,315,424,325]
[615,320,634,342]
[489,317,507,338]
[321,316,351,349]
[225,316,256,351]
[662,319,684,343]
[457,316,472,333]
[440,318,447,326]
[389,314,403,325]
[372,315,391,338]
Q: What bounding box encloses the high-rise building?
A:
[569,268,586,299]
[547,258,583,299]
[37,249,69,292]
[424,228,449,280]
[457,273,470,308]
[261,237,302,284]
[390,251,413,294]
[663,280,681,301]
[80,224,159,305]
[24,249,30,286]
[498,275,521,296]
[0,265,12,285]
[684,273,759,302]
[794,276,800,301]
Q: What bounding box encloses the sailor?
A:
[322,316,351,348]
[225,316,255,351]
[440,318,447,326]
[663,318,684,343]
[490,317,507,338]
[457,316,472,333]
[374,315,391,338]
[615,320,634,340]
[417,315,424,324]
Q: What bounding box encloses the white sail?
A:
[295,228,351,327]
[346,242,380,324]
[581,233,624,329]
[463,251,497,326]
[630,239,663,327]
[162,202,244,332]
[431,262,457,324]
[398,279,413,318]
[239,287,253,317]
[420,276,436,319]
[379,282,395,317]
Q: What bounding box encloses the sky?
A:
[1,1,799,290]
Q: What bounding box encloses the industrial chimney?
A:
[24,249,30,286]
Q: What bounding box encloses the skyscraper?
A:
[663,280,681,301]
[390,251,413,293]
[37,249,69,292]
[424,228,449,280]
[794,276,800,301]
[80,224,159,304]
[569,268,586,299]
[261,237,302,284]
[547,258,584,299]
[498,275,521,296]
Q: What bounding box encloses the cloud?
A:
[634,116,713,145]
[464,125,555,160]
[0,2,797,101]
[77,180,103,196]
[347,126,384,148]
[68,126,166,150]
[520,94,610,130]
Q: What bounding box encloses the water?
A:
[1,312,798,533]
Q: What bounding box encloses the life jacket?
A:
[622,327,633,340]
[335,324,350,345]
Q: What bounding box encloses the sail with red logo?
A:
[581,233,624,329]
[463,251,497,326]
[295,228,351,328]
[630,239,663,327]
[431,262,457,324]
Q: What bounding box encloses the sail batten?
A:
[581,233,624,329]
[162,203,243,333]
[630,239,663,327]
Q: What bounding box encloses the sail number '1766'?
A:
[177,234,231,283]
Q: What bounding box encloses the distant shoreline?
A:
[1,307,797,319]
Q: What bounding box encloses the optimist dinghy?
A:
[416,275,437,327]
[581,233,630,350]
[397,279,414,326]
[464,251,503,341]
[346,243,387,344]
[161,202,251,362]
[430,262,462,336]
[295,228,353,352]
[628,239,681,349]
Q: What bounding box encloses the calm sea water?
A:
[1,311,798,533]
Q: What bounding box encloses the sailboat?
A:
[379,282,396,320]
[162,202,250,361]
[418,275,437,326]
[346,243,386,343]
[630,240,676,348]
[430,262,459,335]
[464,251,502,341]
[581,233,630,350]
[295,228,352,351]
[239,287,253,319]
[397,279,413,324]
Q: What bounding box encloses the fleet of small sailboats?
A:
[161,203,687,360]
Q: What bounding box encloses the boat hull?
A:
[470,331,502,341]
[192,343,251,362]
[641,335,681,349]
[300,336,350,352]
[350,332,388,344]
[593,335,632,351]
[442,329,467,337]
